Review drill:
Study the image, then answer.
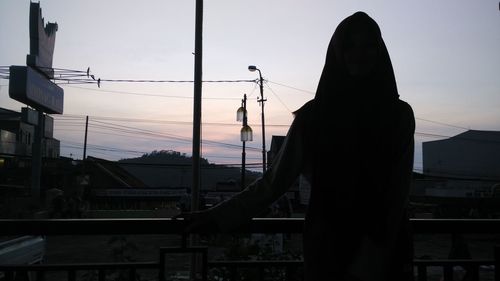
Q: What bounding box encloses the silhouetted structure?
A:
[0,107,59,158]
[423,130,500,180]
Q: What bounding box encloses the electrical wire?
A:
[416,117,469,130]
[87,119,262,152]
[1,65,258,86]
[53,114,291,128]
[3,65,472,132]
[266,80,315,95]
[63,85,242,100]
[264,81,292,112]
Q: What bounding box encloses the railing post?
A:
[495,245,500,281]
[5,271,13,281]
[443,265,453,281]
[98,269,106,281]
[159,247,208,281]
[202,250,208,281]
[470,265,479,281]
[409,217,415,281]
[285,265,291,281]
[36,270,44,281]
[68,270,76,281]
[129,268,136,281]
[230,266,237,281]
[417,265,427,281]
[182,233,188,248]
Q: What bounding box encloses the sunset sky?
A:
[1,0,499,173]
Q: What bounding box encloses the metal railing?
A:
[0,262,158,281]
[1,218,500,281]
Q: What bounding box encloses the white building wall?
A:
[0,130,16,154]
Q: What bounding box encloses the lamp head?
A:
[241,125,253,141]
[248,65,257,72]
[236,106,246,122]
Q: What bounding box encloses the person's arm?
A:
[384,100,415,240]
[209,102,312,232]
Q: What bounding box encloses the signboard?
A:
[9,66,64,114]
[26,2,58,79]
[7,2,62,202]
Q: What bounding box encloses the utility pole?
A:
[83,115,88,160]
[190,0,203,279]
[257,72,267,173]
[248,65,267,174]
[191,0,203,214]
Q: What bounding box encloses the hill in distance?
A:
[118,150,260,190]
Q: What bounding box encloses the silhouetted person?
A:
[177,11,415,281]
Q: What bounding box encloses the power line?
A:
[56,125,263,161]
[246,80,259,99]
[58,149,265,168]
[7,138,500,178]
[266,81,472,131]
[415,132,452,139]
[416,117,469,130]
[85,126,192,146]
[1,65,258,85]
[91,120,191,141]
[53,113,291,128]
[115,161,263,168]
[98,78,257,83]
[52,126,500,157]
[63,85,242,100]
[2,66,472,132]
[201,155,261,160]
[55,118,264,154]
[264,81,292,112]
[266,80,315,95]
[61,140,148,155]
[88,119,262,152]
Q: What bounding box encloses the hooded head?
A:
[315,11,399,104]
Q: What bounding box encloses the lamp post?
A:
[237,94,253,190]
[248,65,267,174]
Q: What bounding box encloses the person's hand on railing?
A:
[172,210,220,234]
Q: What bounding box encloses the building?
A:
[415,130,500,217]
[0,107,60,189]
[0,107,62,218]
[0,107,59,158]
[423,130,500,180]
[268,135,305,213]
[267,135,285,169]
[0,108,34,157]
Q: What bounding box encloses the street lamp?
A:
[248,65,267,174]
[237,94,253,190]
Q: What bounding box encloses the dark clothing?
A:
[212,99,414,280]
[211,11,415,281]
[302,100,415,281]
